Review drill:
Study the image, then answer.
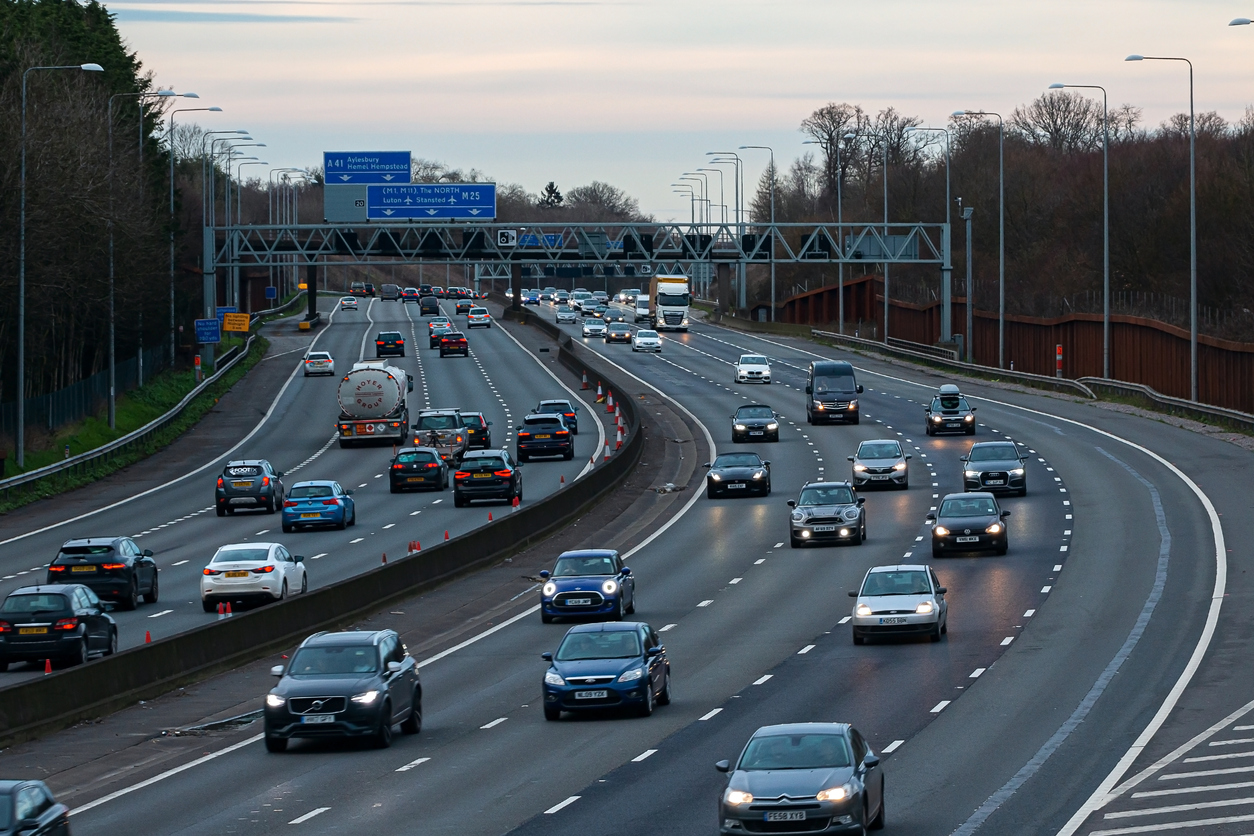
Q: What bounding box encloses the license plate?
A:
[300,513,321,519]
[300,714,336,724]
[728,483,746,489]
[765,812,806,822]
[813,525,836,532]
[566,598,592,606]
[535,434,551,439]
[986,479,1005,485]
[956,536,980,543]
[473,473,492,478]
[18,627,47,635]
[407,477,426,483]
[871,475,889,480]
[225,570,250,578]
[749,431,763,436]
[71,565,96,573]
[947,423,960,428]
[574,690,608,700]
[232,481,252,488]
[879,617,908,625]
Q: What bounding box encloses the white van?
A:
[634,295,651,323]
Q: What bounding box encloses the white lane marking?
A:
[1042,586,1053,593]
[1025,609,1037,617]
[1102,797,1254,820]
[254,529,269,536]
[754,675,773,685]
[147,609,173,618]
[932,701,951,713]
[1060,545,1069,552]
[357,483,368,488]
[396,757,430,772]
[349,538,364,544]
[432,499,443,504]
[697,600,713,607]
[839,616,851,624]
[1211,739,1254,747]
[1001,637,1015,646]
[480,717,508,729]
[289,807,331,825]
[1065,529,1072,536]
[410,511,421,516]
[633,749,658,762]
[971,668,986,678]
[171,560,188,567]
[729,577,742,585]
[311,553,327,560]
[883,740,905,753]
[1055,564,1064,571]
[383,524,395,530]
[658,623,677,632]
[798,644,815,654]
[544,796,581,815]
[754,558,765,565]
[699,708,723,721]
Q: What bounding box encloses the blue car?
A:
[542,622,671,720]
[539,549,635,623]
[281,480,356,533]
[524,290,541,305]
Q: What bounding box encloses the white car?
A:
[849,564,947,645]
[631,329,662,352]
[735,354,772,384]
[556,305,578,324]
[200,542,307,613]
[302,351,335,377]
[582,317,607,338]
[339,297,358,311]
[467,307,492,328]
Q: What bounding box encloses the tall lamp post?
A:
[953,109,1005,367]
[17,62,104,468]
[906,125,954,343]
[739,146,775,320]
[707,152,745,315]
[1125,54,1196,400]
[1048,83,1109,378]
[168,105,222,364]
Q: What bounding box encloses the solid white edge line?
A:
[416,605,538,669]
[693,323,1228,835]
[633,749,658,762]
[289,807,331,825]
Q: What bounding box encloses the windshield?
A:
[939,496,998,517]
[1,593,69,614]
[525,417,563,429]
[637,330,658,338]
[969,444,1018,462]
[713,453,762,468]
[462,415,486,427]
[609,324,630,332]
[538,403,570,413]
[225,465,261,477]
[557,306,572,312]
[739,733,852,771]
[657,292,690,306]
[289,484,333,499]
[464,456,506,470]
[397,451,437,464]
[797,486,854,506]
[307,352,331,361]
[553,555,615,576]
[555,630,642,661]
[813,373,856,395]
[470,308,487,315]
[288,645,379,675]
[861,570,931,596]
[739,355,768,366]
[736,407,773,419]
[211,547,270,564]
[935,396,971,411]
[417,415,461,430]
[857,442,902,459]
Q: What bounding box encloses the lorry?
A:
[336,361,413,447]
[648,274,690,331]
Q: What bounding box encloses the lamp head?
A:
[1231,17,1252,25]
[1048,83,1066,89]
[842,133,857,139]
[951,110,966,117]
[80,63,104,72]
[208,106,223,112]
[156,90,176,97]
[182,92,200,98]
[235,129,249,134]
[1125,54,1144,61]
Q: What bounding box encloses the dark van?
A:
[806,360,863,424]
[419,295,440,316]
[381,283,400,301]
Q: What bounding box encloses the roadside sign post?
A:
[265,286,277,301]
[222,312,250,333]
[194,354,202,383]
[194,318,221,345]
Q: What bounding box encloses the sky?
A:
[106,0,1254,221]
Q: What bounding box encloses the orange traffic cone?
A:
[44,659,52,675]
[225,603,233,617]
[217,602,225,620]
[603,441,611,462]
[560,474,565,486]
[606,391,614,413]
[444,530,450,541]
[512,496,520,510]
[488,512,493,522]
[581,371,589,390]
[596,382,604,403]
[616,426,623,449]
[145,630,152,643]
[415,540,421,551]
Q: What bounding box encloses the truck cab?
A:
[650,275,690,331]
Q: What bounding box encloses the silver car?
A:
[848,439,910,489]
[849,564,947,644]
[581,317,607,338]
[631,329,662,352]
[787,481,865,548]
[556,305,578,324]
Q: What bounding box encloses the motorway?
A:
[7,297,1252,836]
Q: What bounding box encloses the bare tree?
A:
[1011,90,1102,153]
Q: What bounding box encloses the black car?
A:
[419,295,440,316]
[806,360,862,425]
[389,447,448,492]
[925,384,977,435]
[461,412,492,448]
[590,304,610,319]
[429,323,455,348]
[419,284,433,295]
[928,492,1010,556]
[453,449,522,506]
[375,331,406,358]
[439,331,469,357]
[264,629,421,752]
[364,282,376,297]
[516,413,574,461]
[962,440,1027,495]
[46,536,158,610]
[216,459,285,515]
[535,399,579,434]
[704,452,771,498]
[731,404,780,442]
[0,780,72,835]
[455,299,475,315]
[716,722,884,834]
[0,584,117,669]
[603,308,627,323]
[605,322,633,343]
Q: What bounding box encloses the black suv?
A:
[454,449,522,506]
[216,459,285,515]
[517,413,574,461]
[375,331,406,358]
[0,584,117,668]
[389,447,448,492]
[264,630,421,751]
[534,399,579,434]
[925,384,977,435]
[46,536,158,610]
[461,412,492,448]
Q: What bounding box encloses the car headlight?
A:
[753,470,765,480]
[266,693,286,708]
[791,512,805,522]
[351,690,381,705]
[855,603,872,616]
[916,601,935,614]
[724,790,754,805]
[734,424,747,431]
[844,508,861,521]
[544,671,565,686]
[986,523,1003,534]
[542,582,557,596]
[617,668,644,682]
[711,473,722,482]
[932,415,943,422]
[602,579,619,595]
[766,422,778,430]
[816,783,854,802]
[934,525,950,536]
[965,414,974,421]
[893,462,907,471]
[1010,468,1025,476]
[853,464,867,472]
[965,470,980,478]
[814,400,824,409]
[847,399,858,409]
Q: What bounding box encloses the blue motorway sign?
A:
[194,318,221,344]
[265,285,278,300]
[215,306,237,324]
[520,233,564,248]
[324,151,411,184]
[366,183,497,220]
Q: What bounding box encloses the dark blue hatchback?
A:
[542,622,670,720]
[539,549,635,623]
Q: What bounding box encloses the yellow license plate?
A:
[224,571,250,578]
[232,481,252,488]
[473,473,492,478]
[407,477,426,482]
[19,627,47,635]
[535,434,550,439]
[300,513,321,518]
[71,565,96,573]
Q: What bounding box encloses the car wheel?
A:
[707,485,717,499]
[453,493,466,508]
[850,414,860,425]
[900,480,908,490]
[278,580,288,601]
[930,621,942,642]
[610,596,625,621]
[563,449,574,461]
[122,580,139,611]
[202,599,217,613]
[105,628,118,656]
[657,671,672,705]
[282,523,293,533]
[518,453,528,463]
[143,572,159,604]
[226,506,236,515]
[625,592,635,615]
[300,573,307,594]
[67,638,88,667]
[932,548,942,560]
[869,781,886,830]
[389,483,399,494]
[852,630,865,645]
[216,506,226,517]
[850,528,863,546]
[401,691,422,734]
[541,611,554,624]
[349,508,356,527]
[790,535,803,548]
[335,511,347,530]
[264,733,288,753]
[638,681,655,717]
[374,709,394,749]
[941,617,948,635]
[1018,487,1028,497]
[967,427,976,435]
[997,542,1009,556]
[544,705,561,721]
[266,496,277,514]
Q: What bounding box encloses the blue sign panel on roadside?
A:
[195,319,221,344]
[215,306,237,324]
[520,233,564,248]
[366,183,497,220]
[324,151,411,184]
[265,286,278,300]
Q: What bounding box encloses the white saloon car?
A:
[581,317,607,338]
[302,351,335,377]
[734,354,772,384]
[631,329,662,352]
[201,542,308,613]
[849,564,947,645]
[339,297,358,311]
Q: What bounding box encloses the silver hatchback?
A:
[848,439,910,489]
[787,481,866,548]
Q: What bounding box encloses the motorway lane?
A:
[0,299,601,681]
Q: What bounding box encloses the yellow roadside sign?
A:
[222,312,251,332]
[298,282,308,290]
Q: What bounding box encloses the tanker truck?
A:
[336,361,413,447]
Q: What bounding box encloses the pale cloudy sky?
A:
[108,0,1254,219]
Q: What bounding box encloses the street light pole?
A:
[167,105,221,365]
[17,62,103,468]
[961,203,975,362]
[1126,54,1196,400]
[953,109,1005,367]
[906,126,953,343]
[707,153,745,312]
[740,146,775,320]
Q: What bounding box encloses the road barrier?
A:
[1078,377,1254,434]
[0,315,643,747]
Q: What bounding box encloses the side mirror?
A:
[971,406,977,411]
[346,489,354,496]
[539,570,551,579]
[621,567,631,575]
[270,665,284,677]
[905,455,913,460]
[937,587,948,594]
[703,463,711,468]
[387,661,403,673]
[646,645,663,656]
[294,555,304,563]
[275,471,284,478]
[856,384,864,394]
[786,500,796,508]
[847,590,858,598]
[805,385,812,395]
[763,461,770,467]
[856,497,865,505]
[541,652,554,661]
[1001,510,1011,518]
[864,753,880,769]
[959,456,968,462]
[488,421,493,426]
[142,549,154,557]
[516,426,523,431]
[847,456,855,462]
[715,759,731,773]
[926,513,937,521]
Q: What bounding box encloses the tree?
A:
[538,181,562,208]
[1010,90,1102,153]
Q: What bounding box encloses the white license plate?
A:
[956,535,980,543]
[300,714,336,724]
[879,617,908,625]
[574,690,608,700]
[765,812,806,822]
[871,475,889,480]
[749,431,763,436]
[813,525,836,532]
[566,598,592,606]
[986,479,1005,485]
[728,483,746,489]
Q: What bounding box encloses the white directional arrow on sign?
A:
[382,209,395,216]
[382,174,396,181]
[468,208,481,215]
[426,209,438,215]
[338,175,351,181]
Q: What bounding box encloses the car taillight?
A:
[0,622,9,633]
[253,565,276,574]
[454,471,470,479]
[262,476,270,487]
[203,568,221,576]
[284,500,297,507]
[54,618,78,631]
[494,470,513,478]
[47,565,66,573]
[322,499,341,506]
[555,430,569,436]
[425,463,438,468]
[101,563,126,570]
[565,413,575,419]
[393,463,403,470]
[397,339,404,344]
[377,340,385,345]
[217,477,224,488]
[518,432,531,438]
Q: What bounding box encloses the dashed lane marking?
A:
[633,750,658,762]
[396,757,430,772]
[288,808,331,825]
[480,717,508,729]
[754,675,773,685]
[699,708,723,721]
[883,740,905,753]
[932,701,951,713]
[544,797,581,815]
[971,668,986,678]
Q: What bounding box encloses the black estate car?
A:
[0,584,117,668]
[389,447,448,492]
[924,383,977,435]
[264,629,421,752]
[453,449,523,506]
[46,536,158,610]
[375,330,406,358]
